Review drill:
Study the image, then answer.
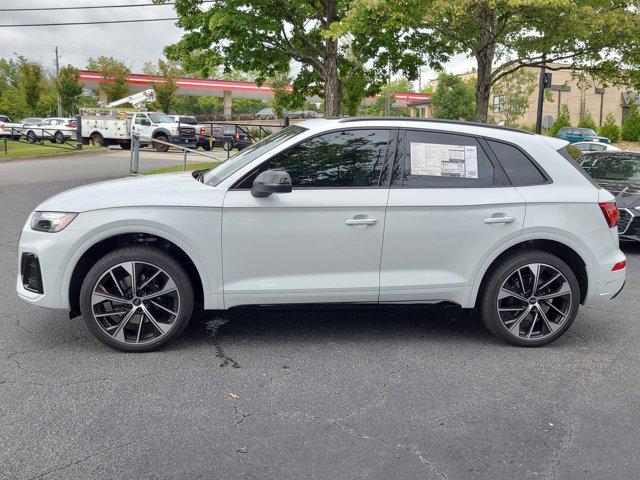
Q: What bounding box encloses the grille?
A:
[21,252,43,294]
[618,209,635,235]
[179,127,196,135]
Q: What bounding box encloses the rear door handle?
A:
[483,215,516,224]
[345,217,378,226]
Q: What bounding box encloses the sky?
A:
[0,0,476,89]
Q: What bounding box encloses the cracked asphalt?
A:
[2,154,640,480]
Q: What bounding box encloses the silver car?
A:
[24,118,77,144]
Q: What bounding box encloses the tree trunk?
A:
[323,0,342,118]
[474,3,496,123]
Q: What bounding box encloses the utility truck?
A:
[80,110,197,152]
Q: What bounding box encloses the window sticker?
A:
[410,142,479,179]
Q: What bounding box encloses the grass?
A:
[143,162,220,175]
[0,140,105,158]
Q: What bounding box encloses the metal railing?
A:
[1,126,81,154]
[130,133,222,175]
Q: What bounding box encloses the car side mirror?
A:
[251,169,292,197]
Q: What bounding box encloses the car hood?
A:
[37,171,225,212]
[595,179,640,207]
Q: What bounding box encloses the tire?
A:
[479,250,580,347]
[154,134,169,152]
[54,131,65,144]
[26,131,36,143]
[79,246,194,352]
[201,143,211,151]
[222,138,233,152]
[119,142,131,150]
[91,132,104,147]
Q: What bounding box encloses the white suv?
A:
[17,118,626,351]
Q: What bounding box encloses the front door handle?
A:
[483,215,516,224]
[345,217,378,226]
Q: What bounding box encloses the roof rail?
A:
[338,116,535,135]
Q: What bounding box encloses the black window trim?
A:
[391,127,512,189]
[484,137,553,187]
[230,126,398,191]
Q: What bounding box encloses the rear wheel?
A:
[201,143,211,151]
[119,142,131,150]
[79,246,194,352]
[154,134,169,152]
[26,131,37,143]
[54,131,65,144]
[91,132,104,147]
[479,250,580,347]
[222,138,233,152]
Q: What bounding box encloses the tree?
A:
[550,104,571,137]
[621,104,640,141]
[599,113,620,143]
[364,78,414,116]
[578,110,598,130]
[163,0,423,118]
[489,69,537,126]
[346,0,640,122]
[18,56,44,115]
[87,56,130,103]
[431,72,475,121]
[54,65,83,116]
[145,60,180,113]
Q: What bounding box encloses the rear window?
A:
[487,140,547,186]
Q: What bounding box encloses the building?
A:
[416,63,638,129]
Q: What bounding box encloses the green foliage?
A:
[163,0,422,117]
[431,72,475,121]
[152,61,179,113]
[365,77,414,116]
[621,104,640,141]
[550,104,572,137]
[87,56,130,103]
[578,110,597,130]
[599,113,620,143]
[54,65,83,116]
[18,56,44,115]
[490,69,537,126]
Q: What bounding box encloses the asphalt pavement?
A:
[1,153,639,480]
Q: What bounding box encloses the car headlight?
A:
[170,127,179,135]
[31,212,77,232]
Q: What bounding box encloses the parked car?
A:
[579,151,640,242]
[17,118,625,351]
[24,118,76,144]
[571,141,621,153]
[556,127,610,144]
[20,117,44,127]
[256,108,276,119]
[291,110,320,118]
[0,115,23,140]
[193,123,252,151]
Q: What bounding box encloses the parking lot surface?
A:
[1,154,639,479]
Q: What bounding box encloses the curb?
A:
[0,148,112,163]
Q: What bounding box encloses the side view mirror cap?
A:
[251,169,292,197]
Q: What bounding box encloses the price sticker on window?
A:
[410,142,478,179]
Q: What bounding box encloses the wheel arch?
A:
[152,128,171,139]
[65,228,208,318]
[470,236,590,308]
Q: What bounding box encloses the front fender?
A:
[58,210,222,310]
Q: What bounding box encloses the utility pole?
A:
[55,47,62,117]
[535,57,546,134]
[385,58,391,116]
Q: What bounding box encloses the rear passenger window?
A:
[394,130,498,188]
[487,140,547,186]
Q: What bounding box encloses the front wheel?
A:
[154,134,169,152]
[222,138,233,152]
[479,250,580,347]
[79,246,194,352]
[26,131,37,143]
[91,132,104,147]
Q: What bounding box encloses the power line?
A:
[0,18,180,28]
[0,2,178,12]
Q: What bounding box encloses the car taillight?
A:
[612,261,626,271]
[599,202,618,228]
[200,127,205,134]
[235,132,240,140]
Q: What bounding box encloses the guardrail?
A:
[1,125,81,154]
[131,133,222,175]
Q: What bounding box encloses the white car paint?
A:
[17,118,626,318]
[571,141,621,152]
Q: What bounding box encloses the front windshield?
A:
[149,113,176,123]
[579,128,597,136]
[582,154,640,184]
[203,125,307,186]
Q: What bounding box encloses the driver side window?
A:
[235,129,391,189]
[135,115,148,125]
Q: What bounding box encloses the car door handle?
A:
[345,217,378,226]
[483,215,516,224]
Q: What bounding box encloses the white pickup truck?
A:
[0,115,23,140]
[80,111,197,152]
